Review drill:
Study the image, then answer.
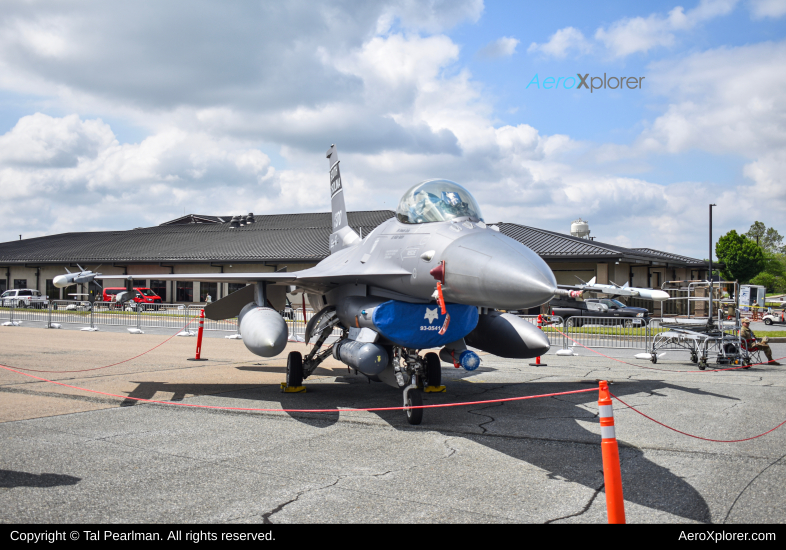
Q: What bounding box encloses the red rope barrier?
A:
[3,319,196,374]
[0,363,597,412]
[611,392,786,443]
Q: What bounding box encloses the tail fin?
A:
[587,276,596,286]
[326,144,360,254]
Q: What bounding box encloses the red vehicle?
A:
[102,287,163,306]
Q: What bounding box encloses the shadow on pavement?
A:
[0,469,80,489]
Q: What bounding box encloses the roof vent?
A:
[571,218,591,239]
[240,215,247,226]
[246,213,255,224]
[229,216,240,228]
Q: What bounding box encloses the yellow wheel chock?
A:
[280,382,306,393]
[424,385,446,393]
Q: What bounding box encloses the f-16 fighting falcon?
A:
[100,145,561,424]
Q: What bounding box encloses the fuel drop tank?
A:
[465,311,550,359]
[238,304,289,357]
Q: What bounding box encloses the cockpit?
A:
[396,179,483,224]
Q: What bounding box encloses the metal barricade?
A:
[0,300,49,324]
[91,301,139,327]
[0,300,13,323]
[562,316,649,350]
[50,300,95,326]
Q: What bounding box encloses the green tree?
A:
[745,221,784,253]
[745,221,766,243]
[716,230,765,283]
[751,272,786,294]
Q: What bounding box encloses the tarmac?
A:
[1,322,785,524]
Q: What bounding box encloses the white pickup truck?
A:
[1,289,49,308]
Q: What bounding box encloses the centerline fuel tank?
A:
[335,296,479,349]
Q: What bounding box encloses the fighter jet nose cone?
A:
[441,231,557,310]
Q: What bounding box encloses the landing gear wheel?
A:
[690,353,698,364]
[286,351,303,387]
[650,353,657,364]
[424,352,441,387]
[405,388,423,425]
[698,360,707,371]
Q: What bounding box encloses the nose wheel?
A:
[404,385,423,425]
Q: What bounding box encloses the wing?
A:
[98,271,300,284]
[96,262,411,286]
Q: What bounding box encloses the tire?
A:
[651,354,657,364]
[764,318,773,325]
[690,353,698,364]
[424,352,441,387]
[405,388,423,425]
[286,351,303,387]
[624,320,633,328]
[698,360,707,371]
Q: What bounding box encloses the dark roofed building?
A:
[0,211,709,307]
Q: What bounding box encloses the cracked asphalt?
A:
[1,325,785,524]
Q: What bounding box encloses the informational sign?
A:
[739,285,751,311]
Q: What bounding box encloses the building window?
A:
[14,279,27,289]
[200,282,217,302]
[45,279,59,301]
[150,280,167,300]
[0,280,6,293]
[176,281,193,302]
[228,283,247,295]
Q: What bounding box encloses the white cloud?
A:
[477,36,519,58]
[595,0,739,57]
[527,27,592,58]
[748,0,786,18]
[642,40,786,159]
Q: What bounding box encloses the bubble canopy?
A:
[396,180,483,224]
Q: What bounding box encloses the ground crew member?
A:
[741,318,780,365]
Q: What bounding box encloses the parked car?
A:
[549,297,650,327]
[0,289,49,309]
[101,287,163,308]
[763,311,786,326]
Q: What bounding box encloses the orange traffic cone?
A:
[599,380,625,523]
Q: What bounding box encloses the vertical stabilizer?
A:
[326,144,360,254]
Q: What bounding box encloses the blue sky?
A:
[0,0,784,259]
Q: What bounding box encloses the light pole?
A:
[709,204,716,324]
